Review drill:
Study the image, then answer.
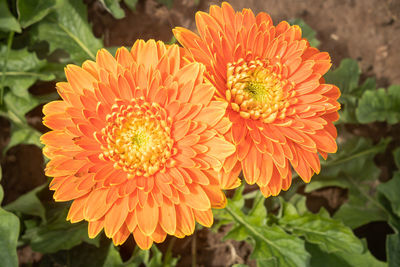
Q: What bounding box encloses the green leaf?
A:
[377,173,400,218]
[0,207,20,267]
[99,0,125,19]
[0,46,55,96]
[325,59,360,98]
[4,183,47,222]
[0,167,19,267]
[280,200,363,254]
[33,0,103,64]
[38,236,111,267]
[393,147,400,169]
[0,89,44,153]
[3,125,43,152]
[305,137,390,229]
[306,242,386,267]
[0,0,22,33]
[290,19,320,47]
[324,58,366,123]
[356,85,400,124]
[387,233,400,267]
[220,190,310,267]
[103,245,124,267]
[17,0,57,28]
[23,206,99,253]
[124,0,138,10]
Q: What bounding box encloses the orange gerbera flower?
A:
[41,40,235,249]
[174,3,340,197]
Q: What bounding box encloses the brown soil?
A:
[1,0,400,266]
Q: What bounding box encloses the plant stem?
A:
[0,31,14,104]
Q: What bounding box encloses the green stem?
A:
[225,206,280,251]
[56,22,95,60]
[345,174,388,213]
[0,71,52,78]
[0,31,15,104]
[322,147,384,167]
[163,237,176,266]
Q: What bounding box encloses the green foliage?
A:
[216,187,380,267]
[305,137,390,228]
[100,0,125,19]
[0,46,55,96]
[279,200,363,254]
[4,184,47,222]
[33,0,103,64]
[17,0,57,28]
[0,0,22,33]
[356,85,400,124]
[22,206,99,253]
[0,166,20,267]
[387,234,400,267]
[325,58,377,123]
[124,0,139,10]
[0,89,45,154]
[377,148,400,267]
[104,245,178,267]
[38,237,112,267]
[306,243,386,267]
[217,188,310,267]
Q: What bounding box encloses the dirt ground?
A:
[1,0,400,266]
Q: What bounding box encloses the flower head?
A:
[41,40,235,249]
[174,3,340,197]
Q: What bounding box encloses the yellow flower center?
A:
[99,98,174,177]
[226,58,293,123]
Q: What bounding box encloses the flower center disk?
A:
[226,58,293,123]
[99,98,174,177]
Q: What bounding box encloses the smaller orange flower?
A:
[174,2,340,197]
[41,40,235,249]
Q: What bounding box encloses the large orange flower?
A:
[174,3,340,197]
[41,40,235,249]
